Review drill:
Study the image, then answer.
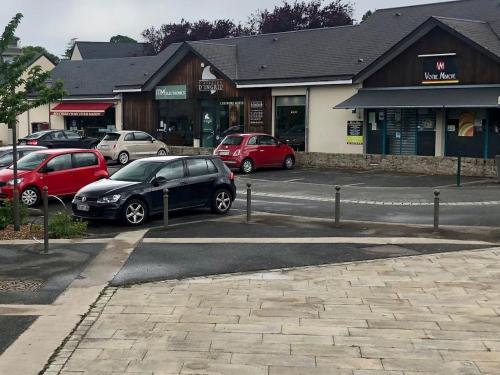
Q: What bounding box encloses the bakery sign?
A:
[420,54,459,85]
[199,65,224,94]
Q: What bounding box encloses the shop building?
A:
[45,0,499,163]
[337,14,500,159]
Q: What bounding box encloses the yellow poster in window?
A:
[458,113,474,137]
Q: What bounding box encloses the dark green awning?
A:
[336,86,500,109]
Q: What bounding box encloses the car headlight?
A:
[97,194,121,204]
[7,178,23,185]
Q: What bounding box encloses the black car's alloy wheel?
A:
[212,189,232,214]
[123,199,147,226]
[21,187,40,207]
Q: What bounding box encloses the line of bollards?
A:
[214,181,442,231]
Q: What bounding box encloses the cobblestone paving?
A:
[49,248,500,375]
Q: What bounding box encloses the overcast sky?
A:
[1,0,439,56]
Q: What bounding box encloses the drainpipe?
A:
[120,93,124,131]
[305,87,310,152]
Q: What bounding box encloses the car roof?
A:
[228,133,270,137]
[0,146,46,151]
[135,156,212,163]
[30,148,97,155]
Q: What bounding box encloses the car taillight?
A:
[26,140,38,146]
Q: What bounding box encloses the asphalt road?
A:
[37,165,500,232]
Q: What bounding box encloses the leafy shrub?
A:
[48,212,87,239]
[0,199,28,230]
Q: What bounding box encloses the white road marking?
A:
[283,178,305,182]
[143,237,496,245]
[343,183,366,187]
[238,191,500,207]
[434,179,496,188]
[235,198,304,206]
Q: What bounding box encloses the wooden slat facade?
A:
[123,53,272,137]
[364,27,500,88]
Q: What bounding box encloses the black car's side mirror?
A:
[152,176,168,186]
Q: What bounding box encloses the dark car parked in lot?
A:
[72,155,236,226]
[0,146,47,169]
[19,130,100,149]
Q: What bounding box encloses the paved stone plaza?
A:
[47,247,500,375]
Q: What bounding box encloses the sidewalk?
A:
[49,247,500,375]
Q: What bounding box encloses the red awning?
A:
[51,102,113,116]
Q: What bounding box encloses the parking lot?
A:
[37,163,500,235]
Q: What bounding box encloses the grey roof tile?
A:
[75,41,154,59]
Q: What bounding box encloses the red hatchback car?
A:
[0,149,108,207]
[214,133,295,174]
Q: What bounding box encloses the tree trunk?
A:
[10,120,20,231]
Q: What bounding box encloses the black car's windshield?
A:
[110,161,160,182]
[11,153,49,171]
[221,136,243,146]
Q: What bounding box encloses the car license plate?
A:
[219,150,230,156]
[77,203,90,212]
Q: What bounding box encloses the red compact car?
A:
[0,149,108,207]
[214,133,295,174]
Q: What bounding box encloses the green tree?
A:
[361,10,373,22]
[0,13,66,230]
[110,34,137,43]
[22,45,60,64]
[63,38,77,59]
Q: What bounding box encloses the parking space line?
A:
[434,179,496,188]
[235,198,304,206]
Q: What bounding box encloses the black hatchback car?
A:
[72,156,236,226]
[19,130,100,149]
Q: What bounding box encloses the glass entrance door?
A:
[201,100,217,147]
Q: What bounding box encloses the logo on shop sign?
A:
[199,66,224,94]
[436,60,445,71]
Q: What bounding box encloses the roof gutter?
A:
[236,79,353,88]
[113,88,142,93]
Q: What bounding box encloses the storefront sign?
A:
[250,100,264,124]
[422,55,459,85]
[346,121,363,144]
[51,111,104,116]
[199,79,224,93]
[155,85,187,100]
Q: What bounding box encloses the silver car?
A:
[97,131,169,165]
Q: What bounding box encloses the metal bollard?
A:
[334,186,341,227]
[456,156,462,187]
[433,189,440,231]
[246,183,252,223]
[163,188,169,229]
[43,186,49,254]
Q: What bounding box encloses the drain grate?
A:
[0,279,44,292]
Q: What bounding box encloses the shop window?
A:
[446,109,486,158]
[275,96,306,151]
[488,109,500,159]
[158,100,195,146]
[65,107,115,140]
[219,100,244,139]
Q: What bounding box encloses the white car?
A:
[97,131,169,165]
